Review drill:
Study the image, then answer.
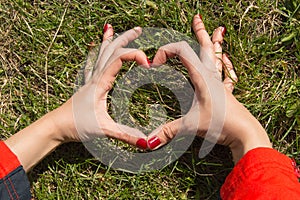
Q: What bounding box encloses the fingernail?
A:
[221,25,227,37]
[148,136,161,149]
[103,24,109,33]
[198,14,203,20]
[136,138,147,150]
[147,57,151,66]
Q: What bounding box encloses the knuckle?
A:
[178,41,189,48]
[194,20,204,29]
[137,49,144,55]
[100,80,113,91]
[119,132,130,144]
[158,46,168,53]
[136,49,145,58]
[194,27,206,36]
[162,125,176,141]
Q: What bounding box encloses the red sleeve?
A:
[220,147,300,200]
[0,141,21,179]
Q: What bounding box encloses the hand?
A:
[4,25,151,172]
[51,24,150,149]
[147,15,272,163]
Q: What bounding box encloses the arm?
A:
[3,100,71,172]
[3,25,150,173]
[147,14,272,163]
[0,141,31,199]
[1,24,150,200]
[147,14,300,199]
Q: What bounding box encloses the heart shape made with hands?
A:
[72,26,230,173]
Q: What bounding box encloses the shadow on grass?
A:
[28,142,96,183]
[28,138,233,199]
[184,138,233,198]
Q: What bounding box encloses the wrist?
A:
[4,113,65,172]
[228,117,272,164]
[49,98,79,143]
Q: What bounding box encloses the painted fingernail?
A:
[148,136,161,149]
[136,138,147,150]
[221,25,227,37]
[198,14,203,20]
[147,57,151,66]
[103,24,109,33]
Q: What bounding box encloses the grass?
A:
[0,0,299,199]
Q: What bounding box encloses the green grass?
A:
[0,0,299,199]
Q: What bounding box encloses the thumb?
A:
[147,118,183,150]
[100,122,148,150]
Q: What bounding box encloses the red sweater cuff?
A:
[0,141,21,179]
[221,147,300,199]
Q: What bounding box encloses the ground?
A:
[0,0,299,199]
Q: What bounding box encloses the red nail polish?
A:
[198,14,203,20]
[136,138,147,149]
[147,57,151,66]
[103,24,109,33]
[148,136,161,149]
[221,26,227,37]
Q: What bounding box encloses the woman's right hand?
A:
[147,14,272,163]
[51,25,150,149]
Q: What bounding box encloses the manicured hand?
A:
[53,25,149,149]
[147,15,272,163]
[4,25,151,172]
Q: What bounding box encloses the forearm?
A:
[229,118,272,164]
[223,93,272,163]
[4,110,65,172]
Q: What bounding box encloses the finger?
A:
[147,118,183,150]
[222,54,238,92]
[98,24,114,57]
[212,26,226,77]
[94,48,150,91]
[111,27,142,49]
[101,121,148,149]
[111,47,150,69]
[94,27,143,74]
[192,15,216,62]
[192,14,211,49]
[152,41,206,90]
[153,42,199,70]
[103,24,114,41]
[104,48,150,76]
[84,24,114,83]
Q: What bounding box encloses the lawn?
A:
[0,0,299,199]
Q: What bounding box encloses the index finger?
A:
[152,41,209,89]
[192,14,216,66]
[94,27,143,74]
[192,15,211,48]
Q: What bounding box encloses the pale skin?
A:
[147,15,272,163]
[4,14,271,173]
[4,25,150,172]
